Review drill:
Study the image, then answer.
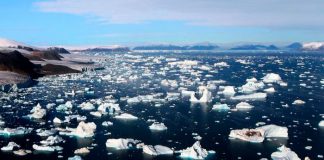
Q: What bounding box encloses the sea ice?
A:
[292,100,305,105]
[262,73,282,83]
[212,103,230,110]
[240,81,265,93]
[74,147,90,155]
[1,142,20,151]
[28,103,46,119]
[60,121,96,138]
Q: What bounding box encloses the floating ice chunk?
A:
[90,111,102,117]
[181,90,195,97]
[229,129,265,143]
[212,103,230,110]
[102,121,113,127]
[1,142,20,151]
[190,87,212,103]
[115,113,138,120]
[214,62,229,67]
[319,120,324,127]
[127,97,141,104]
[53,117,62,124]
[271,145,301,160]
[257,124,288,138]
[161,79,178,88]
[221,86,236,96]
[0,127,33,136]
[236,102,254,109]
[231,93,267,100]
[149,122,168,131]
[292,100,305,105]
[68,155,83,160]
[78,102,95,110]
[60,121,96,138]
[264,87,275,93]
[74,147,90,155]
[106,138,141,150]
[13,149,31,156]
[57,101,73,111]
[36,129,57,137]
[143,145,173,156]
[65,90,75,97]
[33,144,62,152]
[262,73,282,83]
[40,136,65,145]
[28,103,46,119]
[241,81,265,93]
[179,141,213,159]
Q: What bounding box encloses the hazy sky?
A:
[1,0,324,46]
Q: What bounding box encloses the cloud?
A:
[35,0,324,28]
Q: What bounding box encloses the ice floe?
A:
[149,122,168,131]
[106,138,141,150]
[142,145,173,156]
[178,141,214,159]
[271,145,301,160]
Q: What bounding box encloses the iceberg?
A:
[236,102,254,109]
[1,142,20,151]
[56,101,73,111]
[292,100,305,105]
[60,121,96,138]
[143,145,173,156]
[149,122,168,131]
[115,113,138,120]
[318,120,324,127]
[78,102,95,110]
[271,145,301,160]
[98,103,120,114]
[28,103,46,119]
[40,135,65,145]
[212,103,230,110]
[106,138,141,150]
[231,93,267,100]
[190,86,212,103]
[240,81,265,93]
[220,86,236,96]
[229,124,288,143]
[13,149,31,156]
[33,144,62,152]
[74,147,90,155]
[68,155,83,160]
[53,117,62,124]
[264,87,275,93]
[214,62,229,67]
[0,127,33,136]
[262,73,282,83]
[179,141,213,159]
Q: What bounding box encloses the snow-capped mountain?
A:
[0,38,27,48]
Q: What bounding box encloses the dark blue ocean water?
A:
[0,52,323,160]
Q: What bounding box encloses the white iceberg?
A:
[221,86,236,96]
[78,102,95,110]
[33,144,62,152]
[13,149,31,156]
[74,147,90,155]
[190,86,212,103]
[0,127,33,136]
[231,93,267,100]
[60,121,96,138]
[143,145,173,156]
[40,135,65,145]
[236,102,254,109]
[68,155,83,160]
[28,103,46,119]
[271,145,301,160]
[318,120,324,127]
[115,113,138,120]
[1,142,20,151]
[106,138,141,150]
[212,103,230,110]
[257,124,288,138]
[292,100,305,105]
[179,141,213,159]
[241,81,265,93]
[149,122,168,131]
[98,103,120,114]
[264,87,275,93]
[214,62,229,67]
[262,73,282,83]
[53,117,62,124]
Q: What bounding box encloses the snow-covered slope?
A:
[302,42,324,51]
[0,38,27,48]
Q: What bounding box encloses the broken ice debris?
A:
[179,141,214,159]
[214,62,229,67]
[149,122,168,131]
[240,81,265,93]
[236,102,254,110]
[60,121,96,138]
[106,138,141,150]
[33,144,63,152]
[271,145,301,160]
[115,113,138,120]
[142,145,173,156]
